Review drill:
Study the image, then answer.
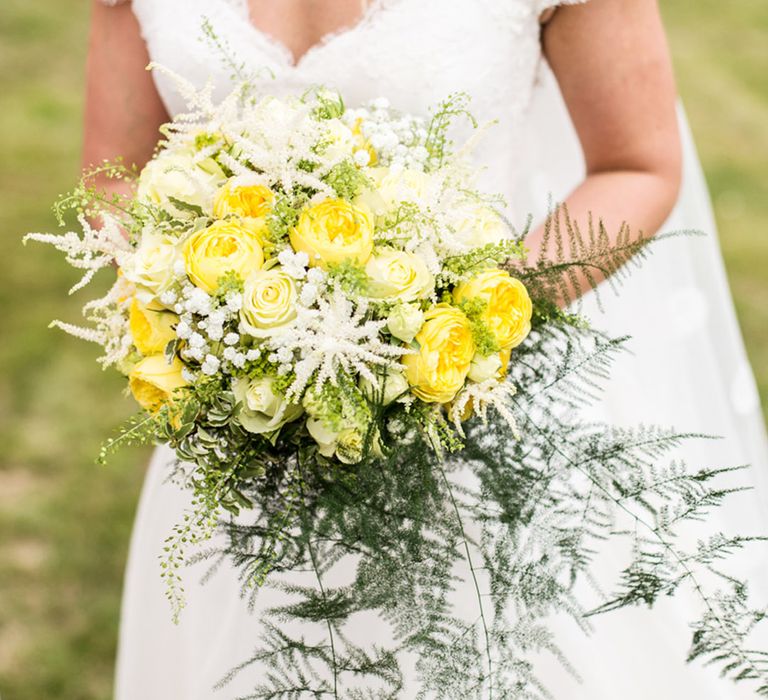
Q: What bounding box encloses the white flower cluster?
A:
[344,98,430,172]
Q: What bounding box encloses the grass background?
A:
[0,1,765,698]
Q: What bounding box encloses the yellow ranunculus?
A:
[129,299,179,355]
[289,199,374,268]
[183,220,264,293]
[453,269,532,350]
[213,180,274,244]
[128,355,189,412]
[240,267,298,337]
[403,304,475,403]
[365,248,434,302]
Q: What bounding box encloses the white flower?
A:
[176,319,192,340]
[201,354,221,375]
[224,332,240,346]
[122,232,182,301]
[271,287,407,401]
[306,267,326,285]
[245,348,262,361]
[277,249,310,279]
[232,376,302,434]
[468,354,503,383]
[360,369,409,406]
[299,283,319,307]
[386,303,424,344]
[137,151,226,216]
[188,332,205,349]
[353,150,371,167]
[451,204,510,250]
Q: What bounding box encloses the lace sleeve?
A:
[536,0,588,14]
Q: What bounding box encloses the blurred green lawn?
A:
[0,1,765,698]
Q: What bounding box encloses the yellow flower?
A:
[128,355,189,412]
[290,199,374,268]
[453,269,532,350]
[240,267,298,337]
[214,181,273,219]
[497,345,512,380]
[365,248,434,302]
[183,220,264,293]
[129,299,178,355]
[403,304,475,403]
[213,180,274,243]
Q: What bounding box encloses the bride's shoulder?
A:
[98,0,130,5]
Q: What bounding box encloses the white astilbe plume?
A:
[24,214,132,293]
[149,64,340,196]
[273,287,409,401]
[449,379,520,438]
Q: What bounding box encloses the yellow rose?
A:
[365,248,434,302]
[403,304,475,403]
[290,199,374,268]
[240,268,298,337]
[453,269,532,350]
[214,181,273,220]
[129,299,179,355]
[183,220,264,294]
[213,180,274,243]
[129,355,189,412]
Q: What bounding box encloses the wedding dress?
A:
[106,0,768,697]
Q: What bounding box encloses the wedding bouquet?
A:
[27,71,768,698]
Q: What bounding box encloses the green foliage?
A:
[324,159,371,200]
[457,297,501,356]
[441,238,528,284]
[424,92,477,171]
[310,89,346,120]
[326,259,370,296]
[265,194,304,252]
[214,269,245,299]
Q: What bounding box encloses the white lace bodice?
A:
[111,0,585,219]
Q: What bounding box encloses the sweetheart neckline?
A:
[228,0,397,70]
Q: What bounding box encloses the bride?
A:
[85,0,768,697]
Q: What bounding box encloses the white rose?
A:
[122,232,182,302]
[386,303,425,344]
[232,377,302,434]
[137,151,225,216]
[452,204,510,249]
[467,354,504,383]
[239,268,298,338]
[368,166,432,212]
[360,369,409,406]
[335,428,365,464]
[323,120,356,161]
[306,416,341,457]
[365,248,434,302]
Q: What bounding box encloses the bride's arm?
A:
[82,0,169,200]
[533,0,682,299]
